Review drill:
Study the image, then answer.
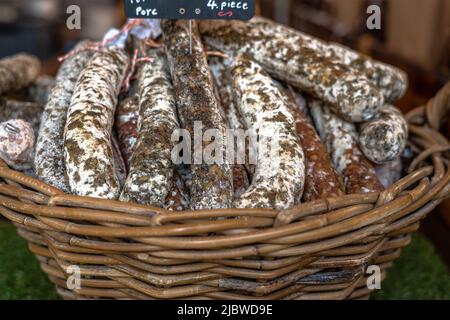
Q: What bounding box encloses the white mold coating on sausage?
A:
[120,49,179,207]
[359,104,408,164]
[35,42,93,193]
[231,56,305,210]
[199,18,385,123]
[163,20,234,210]
[64,47,129,199]
[313,101,384,194]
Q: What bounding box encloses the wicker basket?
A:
[1,83,449,300]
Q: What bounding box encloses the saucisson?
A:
[280,86,345,201]
[163,20,233,210]
[120,48,179,207]
[209,57,254,189]
[200,17,407,103]
[312,100,384,194]
[0,119,35,171]
[231,56,305,209]
[64,47,129,199]
[115,90,139,168]
[199,18,385,123]
[359,105,408,164]
[35,42,93,193]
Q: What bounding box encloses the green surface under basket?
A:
[0,221,449,300]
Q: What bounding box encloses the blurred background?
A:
[0,0,125,69]
[0,0,449,298]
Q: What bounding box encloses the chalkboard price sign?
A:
[124,0,256,20]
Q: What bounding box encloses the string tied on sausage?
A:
[206,50,230,59]
[143,39,163,49]
[58,19,144,63]
[121,49,153,93]
[120,28,165,93]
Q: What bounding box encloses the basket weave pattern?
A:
[0,84,449,300]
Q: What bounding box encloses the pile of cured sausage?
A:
[0,18,410,211]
